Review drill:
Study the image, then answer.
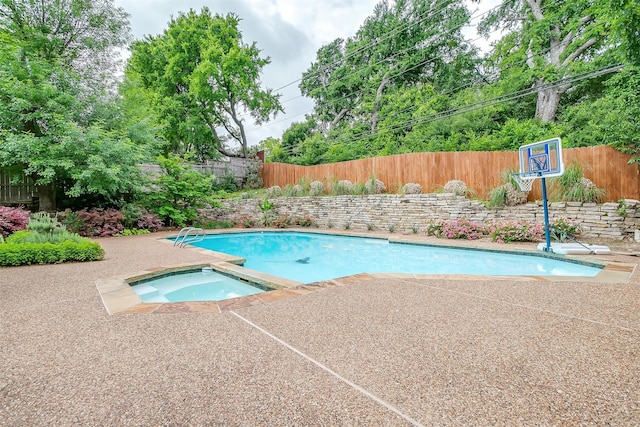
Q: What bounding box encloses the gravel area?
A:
[1,231,639,426]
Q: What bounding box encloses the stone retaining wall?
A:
[201,195,640,240]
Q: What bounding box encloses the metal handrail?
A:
[174,227,205,248]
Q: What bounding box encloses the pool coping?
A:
[95,229,637,315]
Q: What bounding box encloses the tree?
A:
[560,66,640,163]
[299,38,354,133]
[0,42,145,209]
[126,8,283,159]
[0,0,130,101]
[606,0,640,65]
[301,0,477,134]
[477,0,618,123]
[0,0,134,211]
[280,118,318,162]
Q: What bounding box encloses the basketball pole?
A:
[541,177,551,251]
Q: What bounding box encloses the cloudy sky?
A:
[114,0,498,146]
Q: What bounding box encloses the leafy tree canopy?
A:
[300,0,478,134]
[0,0,142,211]
[476,0,620,123]
[125,8,283,160]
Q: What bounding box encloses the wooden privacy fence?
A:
[139,157,253,184]
[0,171,37,205]
[261,145,640,202]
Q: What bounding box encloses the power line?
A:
[245,2,504,131]
[249,0,596,147]
[274,1,501,107]
[241,0,491,125]
[270,0,463,93]
[275,63,623,155]
[331,64,624,147]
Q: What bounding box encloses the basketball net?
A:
[511,173,535,192]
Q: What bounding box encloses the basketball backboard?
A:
[518,137,564,178]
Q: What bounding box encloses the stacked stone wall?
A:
[201,195,640,240]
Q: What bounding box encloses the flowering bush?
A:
[440,219,484,240]
[488,221,544,243]
[76,208,125,237]
[0,206,30,238]
[427,219,483,240]
[136,213,163,232]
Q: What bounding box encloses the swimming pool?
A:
[185,231,602,284]
[130,268,268,303]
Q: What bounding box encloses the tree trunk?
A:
[371,76,390,132]
[37,182,56,212]
[228,100,248,158]
[330,108,350,129]
[535,81,561,122]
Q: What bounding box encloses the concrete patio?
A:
[1,230,639,426]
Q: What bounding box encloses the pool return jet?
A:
[511,137,610,255]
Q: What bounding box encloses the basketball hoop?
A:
[511,173,535,192]
[516,137,563,252]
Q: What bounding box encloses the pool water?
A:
[131,270,264,303]
[187,232,602,284]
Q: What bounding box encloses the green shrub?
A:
[116,229,151,236]
[294,216,314,227]
[351,183,367,195]
[617,199,627,216]
[142,154,221,227]
[487,168,528,207]
[487,185,508,207]
[561,179,607,203]
[7,230,84,244]
[232,215,257,228]
[309,181,324,196]
[426,220,443,236]
[0,213,105,266]
[271,215,292,228]
[243,159,263,189]
[258,198,277,226]
[334,180,354,195]
[550,217,582,241]
[119,204,143,229]
[195,219,235,229]
[554,162,607,203]
[0,240,104,266]
[60,211,86,234]
[26,212,65,235]
[297,177,311,194]
[217,168,238,193]
[282,184,304,197]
